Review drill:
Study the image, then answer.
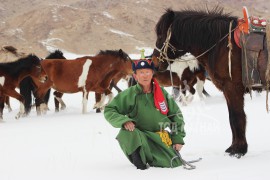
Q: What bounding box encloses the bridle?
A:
[155,25,184,63]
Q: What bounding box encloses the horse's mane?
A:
[0,54,40,77]
[157,7,238,49]
[97,49,130,62]
[155,7,238,69]
[46,50,66,59]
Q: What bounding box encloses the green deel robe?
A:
[104,83,186,168]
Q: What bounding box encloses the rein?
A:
[170,149,202,170]
[156,23,241,63]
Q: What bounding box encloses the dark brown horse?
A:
[154,7,268,157]
[0,54,47,119]
[30,49,132,114]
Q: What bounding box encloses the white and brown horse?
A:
[28,49,133,114]
[155,53,209,105]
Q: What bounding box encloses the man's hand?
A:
[173,144,183,151]
[124,121,135,131]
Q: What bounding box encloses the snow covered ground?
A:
[0,52,270,180]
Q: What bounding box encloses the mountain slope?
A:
[0,0,269,57]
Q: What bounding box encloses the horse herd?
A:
[1,6,269,157]
[0,46,208,120]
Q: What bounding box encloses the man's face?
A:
[133,68,154,87]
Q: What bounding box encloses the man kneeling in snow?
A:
[104,55,186,170]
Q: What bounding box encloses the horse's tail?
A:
[128,76,137,87]
[44,88,51,105]
[19,77,35,114]
[202,88,210,97]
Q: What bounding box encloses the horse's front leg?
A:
[179,81,193,106]
[93,89,113,112]
[104,89,114,106]
[94,93,102,113]
[3,96,12,112]
[53,91,66,112]
[0,96,5,120]
[82,90,89,114]
[93,93,106,111]
[223,82,247,157]
[34,89,49,116]
[6,90,26,119]
[195,78,205,100]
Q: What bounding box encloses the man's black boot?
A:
[130,148,147,170]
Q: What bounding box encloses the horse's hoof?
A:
[229,153,244,159]
[225,144,247,157]
[96,108,101,113]
[55,109,59,113]
[181,101,188,106]
[21,113,28,117]
[187,95,194,103]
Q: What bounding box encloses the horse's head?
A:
[97,49,133,75]
[27,55,48,83]
[118,49,133,75]
[155,9,187,63]
[151,49,169,72]
[118,49,132,62]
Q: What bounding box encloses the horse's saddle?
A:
[234,6,268,88]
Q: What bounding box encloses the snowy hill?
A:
[1,0,269,57]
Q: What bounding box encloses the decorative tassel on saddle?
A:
[228,21,233,80]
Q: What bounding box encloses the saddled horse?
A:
[154,7,268,157]
[0,54,47,119]
[27,49,132,114]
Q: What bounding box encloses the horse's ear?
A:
[166,8,175,27]
[119,49,123,55]
[166,8,175,21]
